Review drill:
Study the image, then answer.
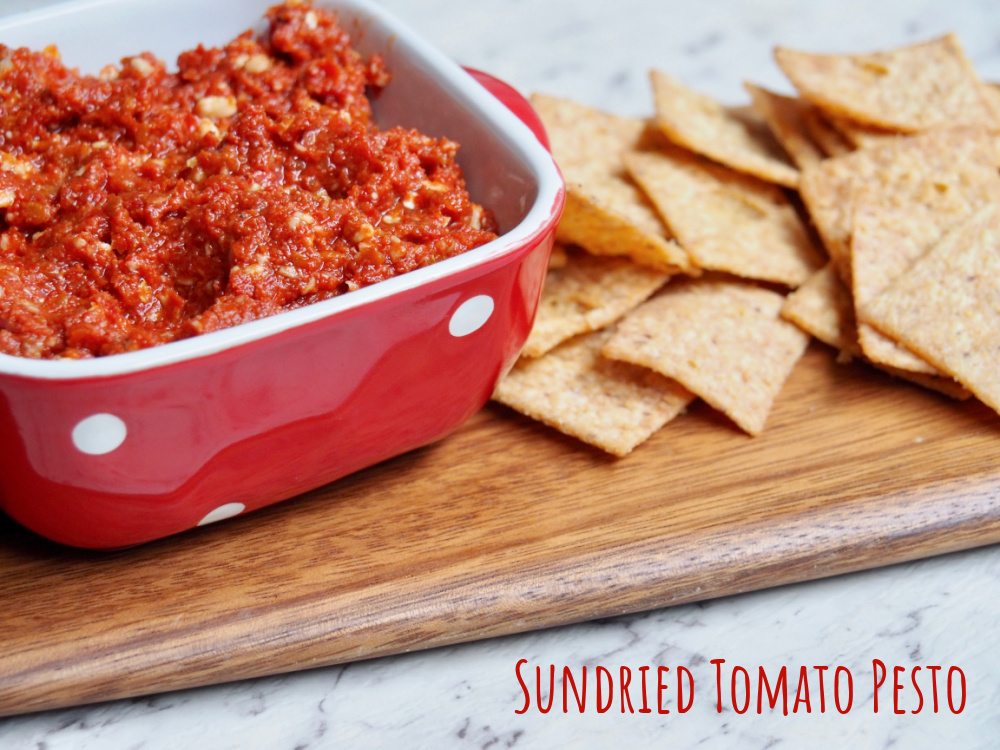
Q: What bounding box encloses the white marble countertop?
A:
[1,0,999,747]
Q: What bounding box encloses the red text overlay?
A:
[513,659,967,715]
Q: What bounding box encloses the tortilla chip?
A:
[850,204,947,375]
[774,34,999,132]
[522,246,670,358]
[800,106,854,157]
[745,83,826,168]
[531,93,690,273]
[781,264,970,399]
[603,279,809,435]
[800,128,1000,287]
[625,147,825,286]
[781,262,856,354]
[650,71,799,188]
[493,329,694,456]
[851,214,939,375]
[862,205,1000,411]
[848,132,1000,373]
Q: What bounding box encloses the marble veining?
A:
[1,0,1000,747]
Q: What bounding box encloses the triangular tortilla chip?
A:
[522,246,669,358]
[781,263,856,355]
[531,93,690,273]
[780,264,970,399]
[775,34,1000,132]
[625,146,824,286]
[862,205,1000,411]
[846,130,1000,373]
[604,279,809,435]
[850,202,946,375]
[650,71,799,188]
[799,128,1000,288]
[493,328,694,456]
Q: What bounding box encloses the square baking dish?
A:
[0,0,564,548]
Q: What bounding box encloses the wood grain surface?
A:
[2,343,1000,717]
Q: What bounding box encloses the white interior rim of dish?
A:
[0,0,563,380]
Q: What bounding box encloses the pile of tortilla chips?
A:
[494,33,1000,456]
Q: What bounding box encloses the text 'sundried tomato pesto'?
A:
[0,1,499,359]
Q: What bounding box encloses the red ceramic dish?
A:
[0,0,564,548]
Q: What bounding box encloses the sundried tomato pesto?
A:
[0,2,498,359]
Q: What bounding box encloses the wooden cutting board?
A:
[2,344,1000,717]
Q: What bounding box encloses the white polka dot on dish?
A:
[72,413,127,455]
[197,503,247,526]
[448,295,494,337]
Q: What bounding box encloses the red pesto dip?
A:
[0,1,499,359]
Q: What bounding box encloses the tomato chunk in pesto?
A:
[0,1,499,358]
